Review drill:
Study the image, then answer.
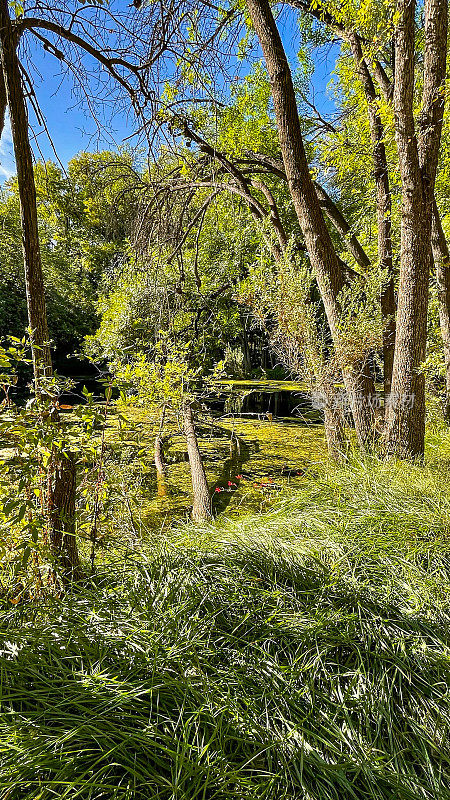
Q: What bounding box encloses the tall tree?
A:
[290,0,397,402]
[0,0,81,579]
[242,0,448,457]
[385,0,447,458]
[347,33,396,401]
[242,0,377,446]
[154,117,376,457]
[0,0,51,383]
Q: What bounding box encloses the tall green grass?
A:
[1,454,450,799]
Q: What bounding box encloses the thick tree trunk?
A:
[0,1,81,577]
[385,0,447,458]
[380,274,397,403]
[47,452,82,584]
[431,200,450,420]
[319,381,347,461]
[245,0,376,447]
[182,403,212,523]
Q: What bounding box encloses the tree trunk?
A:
[182,403,212,522]
[0,2,51,385]
[154,406,167,475]
[154,406,168,496]
[347,33,396,402]
[320,384,347,461]
[245,0,376,447]
[431,200,450,421]
[0,70,6,140]
[154,435,166,476]
[385,0,447,458]
[155,435,169,497]
[47,452,82,584]
[0,1,81,577]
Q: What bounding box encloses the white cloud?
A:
[0,113,16,182]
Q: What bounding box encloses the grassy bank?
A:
[1,450,450,799]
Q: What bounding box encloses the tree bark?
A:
[182,403,212,522]
[323,405,346,461]
[431,200,450,420]
[347,33,396,401]
[154,435,166,475]
[385,0,447,458]
[318,380,347,461]
[155,434,168,497]
[245,0,376,447]
[0,70,6,140]
[47,452,82,584]
[154,406,167,475]
[0,1,51,385]
[154,406,168,496]
[0,0,81,577]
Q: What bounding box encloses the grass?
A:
[2,448,450,799]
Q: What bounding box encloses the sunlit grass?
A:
[2,448,450,798]
[2,423,450,798]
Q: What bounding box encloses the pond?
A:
[0,379,327,538]
[210,378,313,418]
[106,406,327,533]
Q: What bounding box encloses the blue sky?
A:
[0,7,338,182]
[0,34,135,181]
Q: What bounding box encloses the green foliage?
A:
[0,340,120,583]
[0,153,135,364]
[218,63,280,157]
[337,275,384,368]
[3,14,450,798]
[86,180,262,385]
[115,347,195,410]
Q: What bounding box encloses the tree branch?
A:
[14,16,143,102]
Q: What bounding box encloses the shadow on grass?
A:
[0,548,449,799]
